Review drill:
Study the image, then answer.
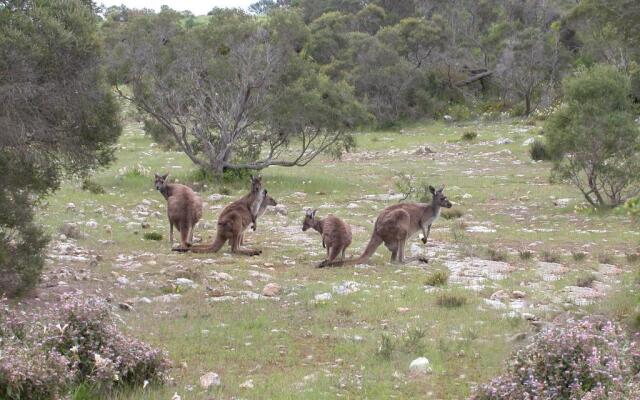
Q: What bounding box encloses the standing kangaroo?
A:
[324,185,452,266]
[302,210,352,268]
[240,189,278,245]
[154,173,203,250]
[185,176,264,256]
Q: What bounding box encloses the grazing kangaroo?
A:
[324,185,452,266]
[302,210,352,268]
[240,189,278,245]
[185,176,264,256]
[154,173,203,250]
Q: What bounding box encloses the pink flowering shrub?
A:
[0,297,170,399]
[471,318,640,400]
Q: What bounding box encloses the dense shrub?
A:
[0,297,170,399]
[529,139,550,161]
[471,318,640,400]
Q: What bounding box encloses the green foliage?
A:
[377,333,395,360]
[540,249,561,263]
[0,0,121,297]
[81,179,106,195]
[486,247,508,262]
[441,209,463,220]
[571,251,587,262]
[461,131,478,141]
[436,292,468,308]
[576,273,596,288]
[529,139,551,161]
[518,249,534,260]
[143,232,163,241]
[424,270,449,287]
[402,327,427,355]
[545,65,640,207]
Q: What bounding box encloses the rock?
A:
[250,271,272,281]
[490,290,509,301]
[466,225,496,233]
[462,193,472,199]
[553,198,572,207]
[512,290,526,299]
[333,281,361,295]
[171,393,181,400]
[142,199,152,205]
[141,222,150,229]
[414,146,435,155]
[484,298,506,309]
[397,307,410,313]
[522,137,535,146]
[243,280,254,288]
[315,292,332,301]
[207,193,225,201]
[126,222,139,230]
[564,286,604,306]
[409,357,432,375]
[209,287,225,297]
[239,379,254,389]
[262,283,281,297]
[116,276,129,285]
[495,137,513,145]
[153,294,182,303]
[199,372,220,389]
[66,203,77,211]
[443,115,454,123]
[508,332,527,342]
[60,223,83,239]
[274,204,288,216]
[211,271,233,281]
[175,278,197,289]
[118,302,134,311]
[85,220,98,229]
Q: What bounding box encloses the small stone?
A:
[483,298,506,310]
[175,278,197,288]
[85,220,98,229]
[118,302,134,311]
[126,222,139,230]
[209,287,225,297]
[397,307,410,313]
[116,276,129,285]
[171,393,181,400]
[512,290,526,299]
[315,292,332,301]
[262,283,281,297]
[199,372,220,389]
[239,379,254,389]
[243,280,254,288]
[443,115,454,123]
[409,357,432,375]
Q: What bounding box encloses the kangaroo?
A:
[239,189,278,245]
[324,185,452,266]
[302,210,352,268]
[154,173,203,250]
[184,176,264,256]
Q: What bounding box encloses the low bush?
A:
[540,249,561,263]
[143,232,163,241]
[529,139,551,161]
[441,209,463,220]
[486,247,508,262]
[572,251,587,262]
[461,131,478,141]
[436,292,467,308]
[81,179,106,194]
[471,318,640,399]
[576,273,596,288]
[424,270,449,287]
[518,249,534,260]
[0,297,170,399]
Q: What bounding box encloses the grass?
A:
[28,117,640,399]
[436,292,468,308]
[441,208,463,220]
[486,247,508,262]
[518,249,534,260]
[143,232,163,241]
[576,273,596,288]
[541,249,561,263]
[572,251,588,262]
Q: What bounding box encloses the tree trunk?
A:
[525,94,531,116]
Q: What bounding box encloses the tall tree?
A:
[0,0,121,295]
[105,8,368,176]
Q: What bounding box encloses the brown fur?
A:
[324,185,452,266]
[154,173,203,250]
[302,210,352,268]
[184,176,264,256]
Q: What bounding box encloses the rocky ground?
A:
[20,119,639,399]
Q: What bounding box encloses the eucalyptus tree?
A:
[105,8,368,176]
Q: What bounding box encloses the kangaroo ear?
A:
[312,209,317,218]
[162,174,168,180]
[305,209,313,217]
[438,185,445,193]
[154,173,160,179]
[429,185,436,194]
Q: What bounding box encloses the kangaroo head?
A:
[429,185,452,208]
[302,209,317,231]
[263,190,278,207]
[250,175,263,195]
[154,173,169,191]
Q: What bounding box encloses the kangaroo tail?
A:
[322,234,382,267]
[188,234,225,253]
